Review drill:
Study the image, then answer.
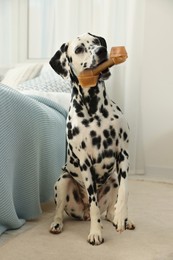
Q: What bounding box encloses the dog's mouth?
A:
[82,54,111,81]
[99,67,111,81]
[97,59,111,81]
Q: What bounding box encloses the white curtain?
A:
[0,0,145,174]
[0,0,13,67]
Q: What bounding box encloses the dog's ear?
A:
[89,33,107,49]
[49,43,70,79]
[96,36,107,49]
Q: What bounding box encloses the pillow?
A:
[21,90,71,111]
[18,66,71,93]
[1,63,43,88]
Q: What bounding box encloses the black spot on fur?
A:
[104,137,113,148]
[118,169,127,184]
[119,152,125,163]
[81,141,86,149]
[73,100,83,113]
[78,112,84,117]
[116,106,122,112]
[62,174,70,178]
[97,154,102,163]
[92,135,101,149]
[103,140,108,149]
[68,130,73,140]
[103,129,109,138]
[82,87,100,115]
[83,62,87,68]
[118,174,121,185]
[88,185,94,196]
[123,132,128,141]
[90,130,97,137]
[104,186,110,195]
[73,189,80,202]
[124,150,129,158]
[67,122,72,129]
[72,86,78,97]
[119,128,123,138]
[110,128,116,138]
[102,149,113,158]
[70,171,78,178]
[116,139,119,146]
[85,158,91,167]
[82,119,90,127]
[114,183,118,188]
[121,171,127,179]
[66,195,70,202]
[100,105,109,118]
[70,70,79,84]
[89,96,100,114]
[73,127,80,136]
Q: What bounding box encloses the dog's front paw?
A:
[49,221,63,234]
[113,206,128,233]
[113,205,135,232]
[126,219,135,230]
[87,232,104,246]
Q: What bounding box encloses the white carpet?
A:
[0,180,173,260]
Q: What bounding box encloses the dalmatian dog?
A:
[49,33,135,245]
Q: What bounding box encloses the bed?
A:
[0,63,71,235]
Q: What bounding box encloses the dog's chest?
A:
[65,96,125,186]
[67,99,120,152]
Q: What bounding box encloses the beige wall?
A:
[141,0,173,174]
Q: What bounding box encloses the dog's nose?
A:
[95,47,107,57]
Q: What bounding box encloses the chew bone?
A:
[78,46,128,87]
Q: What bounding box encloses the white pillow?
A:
[17,67,71,93]
[20,90,71,111]
[1,63,43,88]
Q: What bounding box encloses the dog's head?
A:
[49,33,111,83]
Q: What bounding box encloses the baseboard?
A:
[130,166,173,184]
[129,169,145,175]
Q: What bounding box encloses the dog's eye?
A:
[75,46,84,54]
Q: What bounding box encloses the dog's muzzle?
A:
[95,47,111,81]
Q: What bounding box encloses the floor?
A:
[0,178,173,260]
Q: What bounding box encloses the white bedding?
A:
[1,63,43,87]
[21,90,71,111]
[1,62,72,111]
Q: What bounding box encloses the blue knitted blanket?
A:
[0,84,67,235]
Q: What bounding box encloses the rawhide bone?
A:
[78,46,128,87]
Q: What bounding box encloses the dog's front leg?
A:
[87,200,104,245]
[113,176,128,232]
[113,150,133,232]
[81,168,103,245]
[50,173,71,234]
